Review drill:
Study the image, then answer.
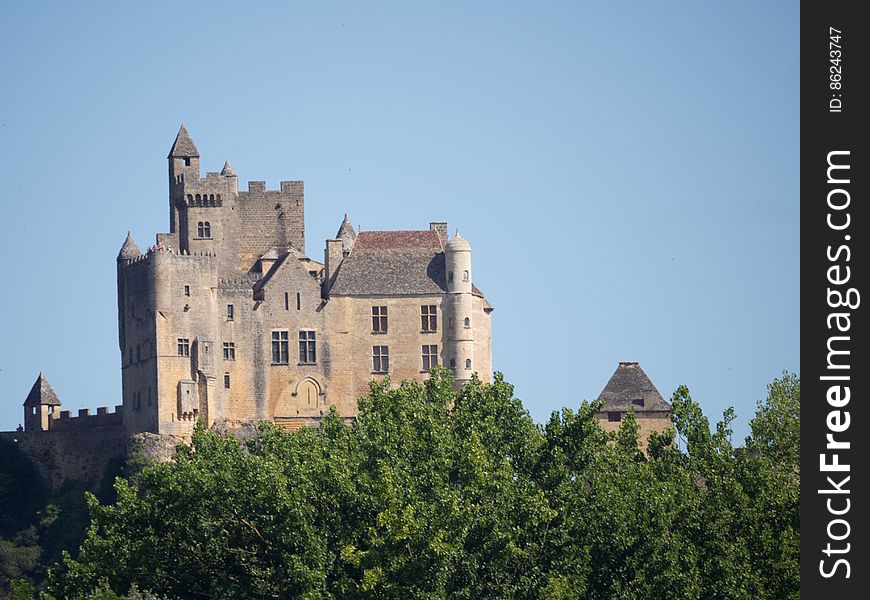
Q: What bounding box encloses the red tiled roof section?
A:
[354,230,443,251]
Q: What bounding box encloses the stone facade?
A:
[114,126,495,435]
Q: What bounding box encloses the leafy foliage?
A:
[38,368,799,599]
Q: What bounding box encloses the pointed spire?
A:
[336,213,357,254]
[118,231,141,260]
[167,124,200,158]
[23,372,61,407]
[220,160,236,177]
[336,214,356,240]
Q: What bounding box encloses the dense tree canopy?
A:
[21,368,798,599]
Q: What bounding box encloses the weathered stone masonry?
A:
[5,126,672,488]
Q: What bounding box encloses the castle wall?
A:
[323,294,494,407]
[250,256,329,422]
[0,425,127,493]
[118,254,160,434]
[472,295,493,383]
[596,411,671,453]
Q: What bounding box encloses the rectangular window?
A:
[271,330,289,364]
[223,342,236,360]
[373,346,389,373]
[608,412,622,423]
[296,292,301,311]
[631,398,645,407]
[299,330,316,364]
[421,305,437,332]
[422,344,438,371]
[224,373,231,389]
[177,338,190,357]
[226,304,234,321]
[372,306,388,333]
[284,292,290,311]
[184,285,190,297]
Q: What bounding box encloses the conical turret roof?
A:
[447,229,471,252]
[23,373,61,407]
[337,214,357,253]
[167,124,200,158]
[220,160,236,177]
[117,231,141,260]
[596,362,670,412]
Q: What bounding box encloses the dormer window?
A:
[631,398,645,407]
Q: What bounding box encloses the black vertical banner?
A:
[802,1,869,596]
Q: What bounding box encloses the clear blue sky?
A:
[0,1,798,440]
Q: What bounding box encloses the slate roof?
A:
[167,124,200,158]
[23,373,61,407]
[118,231,141,259]
[220,160,236,176]
[596,362,671,412]
[329,230,486,298]
[354,230,443,251]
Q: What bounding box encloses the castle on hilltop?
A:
[8,127,669,486]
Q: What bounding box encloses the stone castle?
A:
[4,126,669,488]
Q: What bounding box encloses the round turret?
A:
[445,231,472,294]
[445,230,474,385]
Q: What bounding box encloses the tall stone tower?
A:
[445,232,475,385]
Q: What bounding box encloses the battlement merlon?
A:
[243,180,304,194]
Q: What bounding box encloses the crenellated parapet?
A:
[49,405,124,431]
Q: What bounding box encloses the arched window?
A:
[450,358,456,368]
[216,194,221,201]
[210,194,215,202]
[464,317,470,328]
[203,222,211,238]
[195,194,201,203]
[197,222,211,238]
[465,358,472,370]
[187,194,193,203]
[463,270,469,282]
